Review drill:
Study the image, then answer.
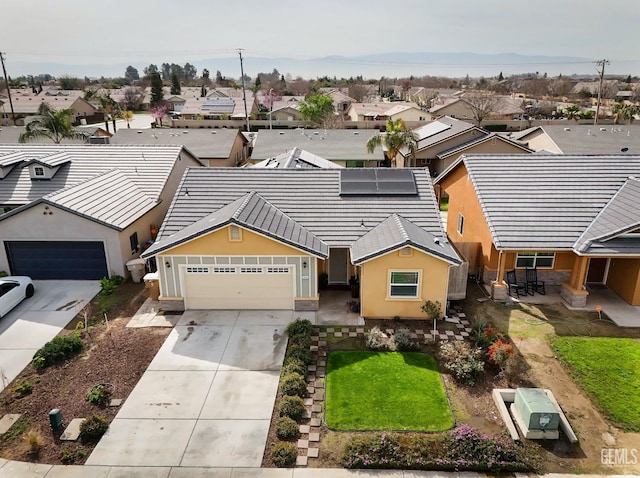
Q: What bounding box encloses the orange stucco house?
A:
[435,154,640,308]
[142,168,461,319]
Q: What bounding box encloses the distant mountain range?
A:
[7,51,637,80]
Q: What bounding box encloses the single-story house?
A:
[434,154,640,308]
[3,95,99,123]
[110,128,250,167]
[141,168,461,318]
[0,145,203,279]
[251,129,383,167]
[346,102,427,123]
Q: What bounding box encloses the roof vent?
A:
[433,237,440,245]
[279,131,285,135]
[353,131,359,135]
[600,128,607,132]
[563,128,571,131]
[313,131,319,135]
[587,130,591,135]
[621,147,629,153]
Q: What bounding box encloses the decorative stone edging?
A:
[295,313,473,466]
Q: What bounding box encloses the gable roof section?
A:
[413,116,484,151]
[0,144,196,209]
[436,133,533,159]
[37,169,158,230]
[148,168,448,250]
[351,213,460,265]
[22,152,71,168]
[252,148,342,169]
[461,154,640,251]
[143,191,328,258]
[574,177,640,255]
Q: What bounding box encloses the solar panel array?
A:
[339,169,417,196]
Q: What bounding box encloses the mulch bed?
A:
[0,282,171,465]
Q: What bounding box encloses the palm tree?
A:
[366,118,418,167]
[19,102,90,144]
[563,105,580,121]
[612,102,638,125]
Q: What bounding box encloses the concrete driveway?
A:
[87,310,309,468]
[0,281,99,392]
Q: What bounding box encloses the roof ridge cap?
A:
[392,213,410,241]
[232,191,257,219]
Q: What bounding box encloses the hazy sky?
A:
[3,0,639,76]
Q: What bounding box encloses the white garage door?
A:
[183,265,294,310]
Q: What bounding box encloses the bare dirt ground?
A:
[0,282,170,465]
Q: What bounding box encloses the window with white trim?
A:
[240,267,263,274]
[389,271,420,298]
[213,267,236,274]
[267,267,290,274]
[457,213,464,236]
[186,267,209,274]
[515,252,555,269]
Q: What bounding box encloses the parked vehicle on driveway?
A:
[0,276,34,318]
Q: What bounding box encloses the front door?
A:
[587,258,608,283]
[328,248,348,284]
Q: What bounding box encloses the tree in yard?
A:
[143,64,158,78]
[150,102,169,127]
[183,63,197,82]
[18,102,90,144]
[124,66,139,81]
[564,104,580,121]
[462,93,504,126]
[150,72,164,105]
[299,93,335,127]
[365,118,418,167]
[120,88,141,110]
[612,102,638,124]
[97,94,120,133]
[121,109,133,128]
[170,73,181,95]
[161,63,171,80]
[58,76,82,90]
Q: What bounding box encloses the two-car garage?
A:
[182,265,295,310]
[4,241,108,280]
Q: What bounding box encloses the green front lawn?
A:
[326,351,453,431]
[552,337,640,431]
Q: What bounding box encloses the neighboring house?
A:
[346,102,427,123]
[110,128,250,167]
[3,96,99,123]
[251,147,342,169]
[428,96,525,122]
[0,145,202,279]
[408,87,461,106]
[251,129,383,167]
[0,125,109,144]
[434,154,640,309]
[179,95,259,120]
[508,124,640,155]
[269,104,303,122]
[166,95,187,113]
[141,168,460,318]
[318,88,356,115]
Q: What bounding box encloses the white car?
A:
[0,276,34,318]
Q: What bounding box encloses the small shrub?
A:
[79,415,109,443]
[99,277,116,295]
[12,381,33,397]
[24,430,43,455]
[421,300,442,320]
[286,345,311,365]
[281,357,307,377]
[280,373,307,397]
[271,441,297,467]
[32,334,83,370]
[289,333,311,349]
[471,318,501,349]
[439,341,484,386]
[278,395,306,421]
[86,384,112,406]
[0,270,7,278]
[488,340,516,370]
[365,326,388,351]
[275,416,299,440]
[287,318,313,337]
[58,448,76,464]
[391,328,420,351]
[111,275,125,285]
[503,352,529,381]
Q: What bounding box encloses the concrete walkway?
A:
[87,310,314,468]
[0,281,99,392]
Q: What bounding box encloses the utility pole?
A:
[594,59,609,126]
[0,52,16,124]
[237,48,250,132]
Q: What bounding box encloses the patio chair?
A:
[526,267,546,295]
[505,269,527,298]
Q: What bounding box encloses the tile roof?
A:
[0,144,196,209]
[351,213,460,265]
[251,129,380,161]
[436,133,532,159]
[40,169,158,230]
[413,116,484,150]
[144,191,328,258]
[459,154,640,252]
[574,177,640,255]
[251,148,342,169]
[110,128,241,159]
[151,168,449,250]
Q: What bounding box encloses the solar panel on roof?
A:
[339,169,417,196]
